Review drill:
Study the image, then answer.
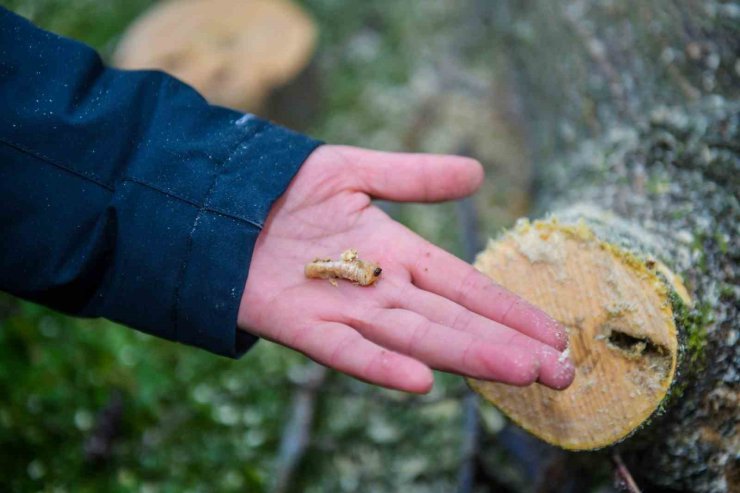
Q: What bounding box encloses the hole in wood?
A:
[606,329,668,360]
[605,328,672,380]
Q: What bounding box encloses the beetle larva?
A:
[304,249,382,286]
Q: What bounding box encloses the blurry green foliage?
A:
[1,0,155,56]
[0,295,305,491]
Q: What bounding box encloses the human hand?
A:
[238,145,574,393]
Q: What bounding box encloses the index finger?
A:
[335,146,484,203]
[405,239,568,351]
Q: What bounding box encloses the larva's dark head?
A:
[373,267,382,277]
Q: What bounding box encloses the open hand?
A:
[239,145,574,393]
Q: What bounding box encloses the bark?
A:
[472,1,739,491]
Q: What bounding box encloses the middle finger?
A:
[345,306,542,386]
[396,286,575,389]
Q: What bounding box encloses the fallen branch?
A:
[612,452,642,493]
[271,362,328,493]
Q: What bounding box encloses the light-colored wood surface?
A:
[114,0,316,111]
[468,219,681,450]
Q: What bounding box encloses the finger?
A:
[406,241,568,350]
[349,307,541,386]
[271,321,433,394]
[398,287,575,389]
[335,145,484,202]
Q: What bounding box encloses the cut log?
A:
[464,1,738,490]
[467,98,738,492]
[114,0,317,112]
[469,215,686,450]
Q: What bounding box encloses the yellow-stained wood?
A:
[467,218,684,450]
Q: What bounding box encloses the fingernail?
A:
[553,356,576,389]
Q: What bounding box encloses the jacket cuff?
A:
[100,116,321,358]
[175,118,321,357]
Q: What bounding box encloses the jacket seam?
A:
[123,178,263,228]
[0,138,262,228]
[0,137,114,191]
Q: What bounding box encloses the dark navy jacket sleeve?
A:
[0,8,322,357]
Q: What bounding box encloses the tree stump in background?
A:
[114,0,316,113]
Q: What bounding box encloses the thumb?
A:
[335,146,485,202]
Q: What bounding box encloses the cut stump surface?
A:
[468,218,685,450]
